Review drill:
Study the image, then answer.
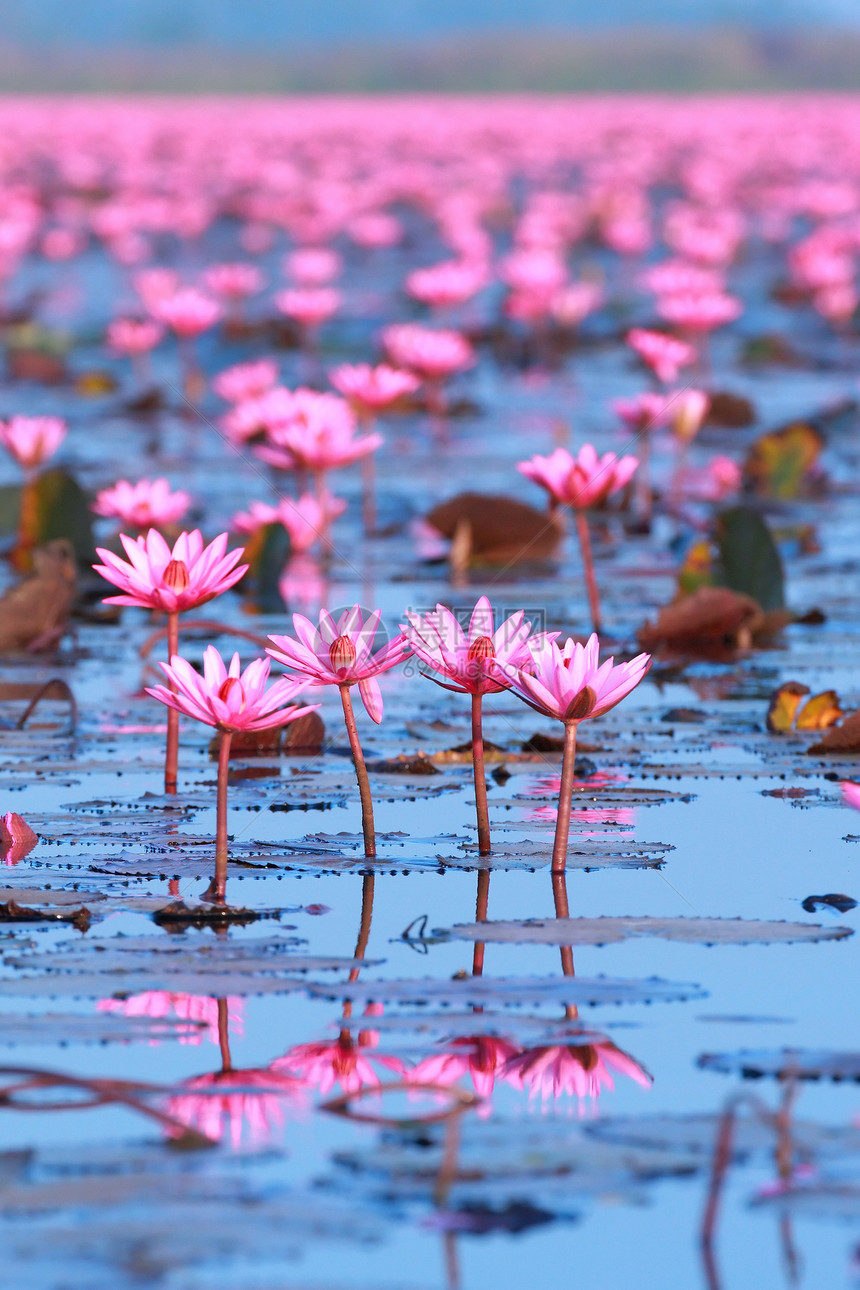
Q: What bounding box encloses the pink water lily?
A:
[330,362,420,412]
[213,357,279,403]
[94,529,246,613]
[267,605,410,724]
[408,1036,521,1099]
[506,634,650,870]
[94,529,248,797]
[273,1039,406,1097]
[518,445,637,631]
[842,782,860,811]
[268,606,411,857]
[0,812,37,865]
[402,595,548,854]
[166,1067,306,1148]
[147,646,319,900]
[0,415,66,471]
[232,491,346,553]
[626,327,696,383]
[92,478,191,530]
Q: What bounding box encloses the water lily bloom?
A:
[382,323,475,380]
[405,259,488,310]
[106,317,164,356]
[656,290,743,332]
[92,478,191,530]
[518,446,638,630]
[503,1040,652,1103]
[402,596,547,854]
[330,362,420,412]
[95,529,247,614]
[203,262,264,301]
[273,1039,406,1096]
[166,1067,306,1148]
[671,389,710,442]
[133,266,180,310]
[151,287,222,337]
[0,415,66,471]
[611,392,670,433]
[275,287,340,329]
[505,634,651,869]
[147,647,319,900]
[254,390,382,476]
[267,605,411,856]
[213,358,279,404]
[232,491,346,553]
[95,530,248,795]
[626,327,696,383]
[518,444,638,511]
[285,246,342,285]
[409,1036,521,1099]
[0,812,37,865]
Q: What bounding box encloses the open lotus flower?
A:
[382,322,475,380]
[232,491,346,553]
[106,317,164,356]
[275,286,340,329]
[518,444,638,511]
[0,812,38,865]
[503,1040,652,1103]
[506,634,651,869]
[401,596,548,854]
[253,389,382,481]
[95,530,248,796]
[0,415,66,472]
[203,262,264,301]
[518,446,638,631]
[268,606,411,857]
[626,327,696,383]
[151,287,221,337]
[92,478,191,530]
[147,646,319,900]
[656,290,743,332]
[330,362,420,412]
[94,529,247,614]
[213,358,279,404]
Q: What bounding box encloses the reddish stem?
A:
[637,432,653,528]
[574,511,601,634]
[164,611,180,795]
[471,868,490,978]
[340,685,376,858]
[551,720,578,873]
[552,869,577,1017]
[471,692,491,856]
[217,997,232,1072]
[210,729,232,903]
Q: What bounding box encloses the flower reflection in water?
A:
[166,1066,306,1149]
[273,1025,407,1097]
[409,1036,521,1101]
[97,992,243,1047]
[520,770,633,836]
[163,998,305,1149]
[503,1040,652,1107]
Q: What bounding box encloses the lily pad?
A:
[447,916,853,947]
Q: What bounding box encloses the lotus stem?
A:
[340,872,375,1033]
[471,692,491,856]
[637,433,653,528]
[340,684,376,857]
[164,611,180,795]
[212,729,232,903]
[13,469,39,572]
[551,720,578,873]
[574,510,601,634]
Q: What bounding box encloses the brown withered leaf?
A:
[0,539,77,653]
[796,691,844,731]
[638,586,763,657]
[207,710,325,758]
[426,493,562,565]
[6,349,67,383]
[808,711,860,755]
[704,390,756,427]
[766,682,810,733]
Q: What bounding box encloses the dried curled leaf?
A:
[638,586,763,656]
[766,682,810,733]
[426,492,562,565]
[795,690,844,731]
[808,710,860,755]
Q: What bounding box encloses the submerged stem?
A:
[340,684,376,857]
[217,997,232,1072]
[471,692,491,856]
[574,510,601,634]
[551,720,578,873]
[164,611,180,795]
